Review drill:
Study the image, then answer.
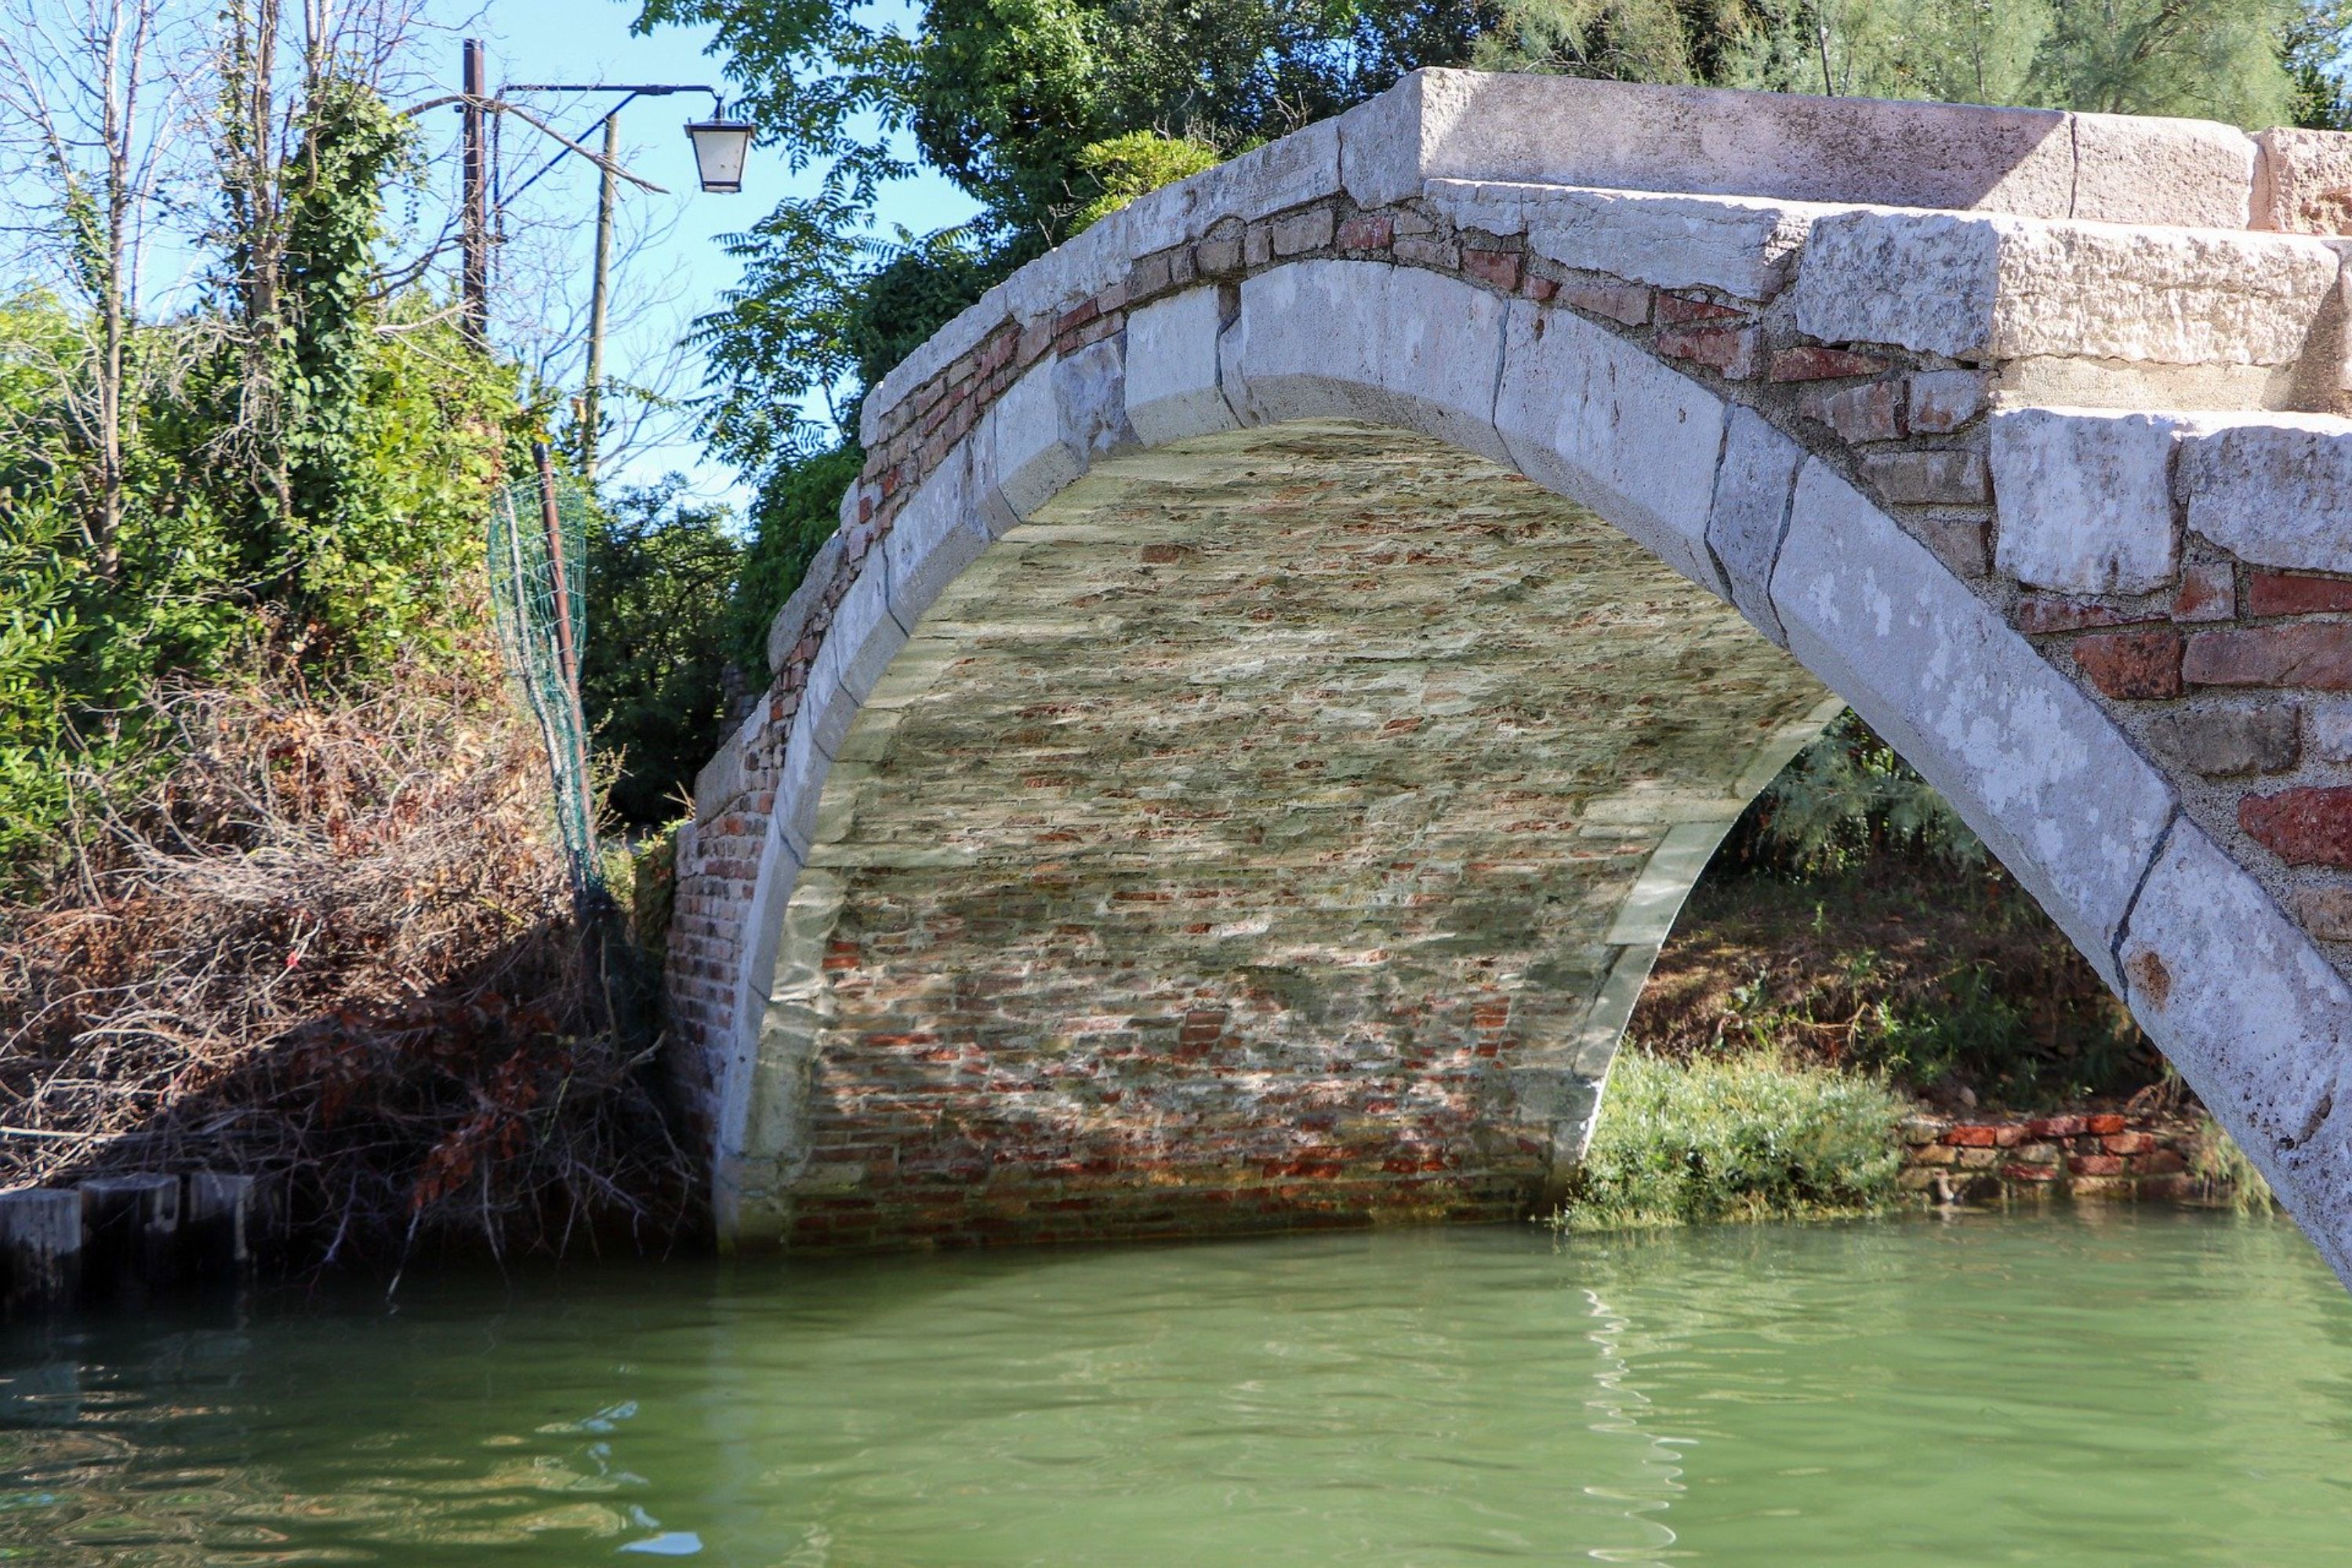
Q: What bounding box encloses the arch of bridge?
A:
[669,69,2352,1279]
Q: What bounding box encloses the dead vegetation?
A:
[0,646,691,1269]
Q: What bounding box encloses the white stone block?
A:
[1220,260,1511,463]
[1424,179,1822,301]
[1342,67,2080,216]
[768,713,832,866]
[2310,701,2352,763]
[804,564,904,758]
[2255,126,2352,234]
[883,443,991,631]
[1170,119,1340,233]
[1124,287,1237,446]
[987,360,1085,521]
[2117,818,2352,1286]
[1990,407,2182,594]
[1494,297,1726,596]
[1770,458,2176,986]
[2070,113,2255,229]
[1793,209,2340,365]
[2180,414,2352,575]
[1705,405,1803,645]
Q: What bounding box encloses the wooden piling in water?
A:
[0,1189,82,1315]
[186,1172,260,1279]
[80,1174,181,1301]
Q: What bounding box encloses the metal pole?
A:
[583,111,619,479]
[461,38,489,344]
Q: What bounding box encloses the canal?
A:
[7,1208,2349,1564]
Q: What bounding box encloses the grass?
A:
[1556,1051,1908,1232]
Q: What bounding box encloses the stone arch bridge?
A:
[668,71,2352,1284]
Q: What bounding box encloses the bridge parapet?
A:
[669,69,2352,1277]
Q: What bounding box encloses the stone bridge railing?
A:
[667,70,2352,1276]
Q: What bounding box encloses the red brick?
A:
[2013,598,2157,635]
[2101,1131,2156,1155]
[2249,571,2352,617]
[2241,786,2352,867]
[1769,346,1889,381]
[2072,630,2184,699]
[2004,1163,2061,1182]
[1944,1124,2000,1147]
[2186,623,2352,689]
[1522,275,1559,302]
[2172,562,2235,623]
[1801,380,1903,442]
[1559,281,1650,325]
[2026,1114,2086,1138]
[1460,248,1523,291]
[1653,324,1761,379]
[2071,1153,2127,1176]
[2084,1113,2128,1135]
[1655,292,1744,323]
[1336,213,1392,251]
[2134,1148,2189,1175]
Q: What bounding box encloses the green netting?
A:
[488,466,599,898]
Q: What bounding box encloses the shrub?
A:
[1559,1051,1907,1232]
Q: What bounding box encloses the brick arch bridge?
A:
[669,70,2352,1283]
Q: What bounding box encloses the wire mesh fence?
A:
[488,450,599,900]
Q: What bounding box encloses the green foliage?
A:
[1560,1051,1907,1230]
[1069,131,1227,233]
[2190,1116,2281,1212]
[2287,1,2352,128]
[1737,710,1985,878]
[0,485,85,877]
[579,480,746,828]
[726,443,866,675]
[1481,0,2324,125]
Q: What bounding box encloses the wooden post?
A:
[81,1174,181,1301]
[187,1172,261,1279]
[582,111,620,479]
[0,1190,82,1316]
[462,39,490,345]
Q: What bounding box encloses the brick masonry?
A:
[666,70,2352,1273]
[1898,1112,2210,1204]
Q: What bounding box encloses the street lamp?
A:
[466,45,755,475]
[684,114,755,195]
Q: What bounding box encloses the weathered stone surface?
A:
[1771,459,2175,986]
[1990,408,2181,595]
[2180,418,2352,575]
[1907,369,1988,434]
[1798,380,1899,442]
[1423,179,1819,299]
[2118,818,2352,1280]
[1705,406,1802,647]
[882,444,989,632]
[2242,786,2352,866]
[2072,629,2184,699]
[1222,260,1510,463]
[2185,623,2352,689]
[2255,126,2352,234]
[765,533,848,677]
[1124,287,1237,447]
[1495,296,1726,595]
[1791,210,2339,365]
[2070,113,2256,228]
[2143,705,2299,776]
[1341,68,2081,215]
[1558,281,1651,325]
[2013,597,2154,634]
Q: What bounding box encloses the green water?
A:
[5,1208,2352,1565]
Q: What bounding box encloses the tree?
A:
[0,0,206,579]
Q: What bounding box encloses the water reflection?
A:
[2,1209,2348,1566]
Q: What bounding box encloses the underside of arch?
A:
[730,424,1833,1249]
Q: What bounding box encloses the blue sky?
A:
[481,0,979,510]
